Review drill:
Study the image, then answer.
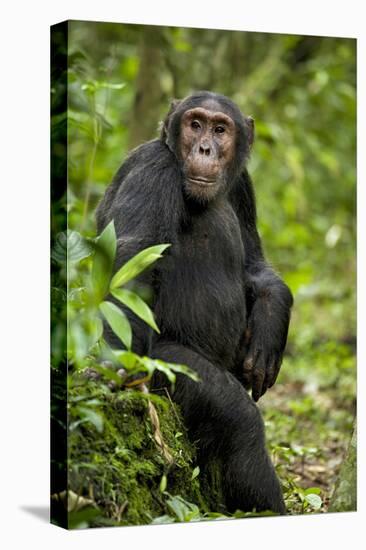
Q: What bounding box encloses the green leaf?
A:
[92,364,123,384]
[110,244,170,289]
[68,313,104,364]
[163,361,200,382]
[91,221,117,301]
[81,81,96,93]
[77,406,104,433]
[100,82,126,90]
[191,466,200,480]
[133,357,200,387]
[51,230,92,264]
[68,320,89,362]
[137,357,176,384]
[159,474,167,493]
[92,317,104,346]
[304,493,322,510]
[166,495,200,522]
[111,288,160,333]
[99,301,132,349]
[151,515,175,525]
[167,496,189,522]
[112,350,138,371]
[68,507,101,530]
[304,487,322,495]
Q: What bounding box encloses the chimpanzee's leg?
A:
[151,342,285,514]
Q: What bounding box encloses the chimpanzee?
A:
[96,91,293,514]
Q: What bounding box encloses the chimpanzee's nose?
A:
[199,143,211,156]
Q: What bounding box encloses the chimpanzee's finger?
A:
[260,371,270,398]
[252,359,266,401]
[260,356,276,397]
[242,349,259,389]
[265,356,277,390]
[268,354,283,388]
[242,355,254,388]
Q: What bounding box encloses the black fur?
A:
[96,91,293,514]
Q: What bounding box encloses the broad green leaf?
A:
[137,357,176,384]
[92,364,123,384]
[68,287,86,303]
[112,350,138,371]
[154,359,200,382]
[89,316,104,349]
[191,466,200,480]
[110,244,170,289]
[167,497,189,522]
[91,221,117,301]
[135,356,200,386]
[51,230,92,264]
[99,301,132,349]
[68,320,89,362]
[81,82,96,93]
[111,288,160,333]
[304,487,321,495]
[78,317,103,358]
[151,515,175,525]
[100,82,126,90]
[67,315,103,364]
[159,474,167,493]
[77,406,104,433]
[81,80,125,92]
[68,507,101,530]
[304,493,322,510]
[166,495,200,522]
[170,363,200,381]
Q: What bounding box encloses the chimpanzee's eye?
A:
[215,126,225,134]
[191,120,201,130]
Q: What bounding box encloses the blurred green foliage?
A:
[54,21,356,522]
[67,22,356,350]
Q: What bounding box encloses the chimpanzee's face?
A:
[178,105,237,202]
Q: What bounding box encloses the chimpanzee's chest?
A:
[179,201,245,269]
[155,200,247,365]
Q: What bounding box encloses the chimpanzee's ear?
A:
[160,99,182,142]
[245,116,255,150]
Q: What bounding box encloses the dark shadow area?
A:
[20,506,49,523]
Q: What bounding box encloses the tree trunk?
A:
[128,27,164,149]
[328,422,357,512]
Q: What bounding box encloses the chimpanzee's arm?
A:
[230,170,293,401]
[96,139,183,355]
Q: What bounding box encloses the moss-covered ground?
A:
[67,380,210,528]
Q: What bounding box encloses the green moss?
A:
[67,382,213,527]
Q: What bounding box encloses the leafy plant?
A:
[55,220,199,389]
[152,493,280,525]
[284,480,323,513]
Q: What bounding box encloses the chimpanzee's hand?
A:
[242,271,293,401]
[243,346,283,402]
[242,314,284,402]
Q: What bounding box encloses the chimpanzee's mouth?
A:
[187,177,218,187]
